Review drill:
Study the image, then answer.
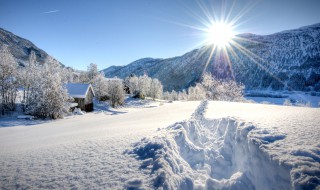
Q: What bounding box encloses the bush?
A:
[133,91,145,99]
[99,95,110,101]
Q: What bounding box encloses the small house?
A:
[66,83,95,112]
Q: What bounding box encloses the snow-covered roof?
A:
[65,83,95,98]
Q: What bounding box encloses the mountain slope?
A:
[0,28,62,67]
[102,23,320,91]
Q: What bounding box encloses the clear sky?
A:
[1,0,320,70]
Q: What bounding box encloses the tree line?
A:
[0,44,244,119]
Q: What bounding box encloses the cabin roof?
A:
[66,83,95,98]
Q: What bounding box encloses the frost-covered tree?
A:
[0,45,19,115]
[150,78,163,100]
[87,63,99,82]
[125,75,139,95]
[200,72,244,101]
[92,72,109,100]
[178,90,188,101]
[108,78,125,108]
[125,74,163,100]
[138,74,152,96]
[18,51,39,111]
[61,67,75,83]
[218,80,244,101]
[188,84,206,100]
[78,71,90,83]
[163,91,171,100]
[26,62,69,119]
[164,90,179,101]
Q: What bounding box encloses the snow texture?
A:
[0,101,199,189]
[245,90,320,108]
[0,100,319,189]
[128,101,320,189]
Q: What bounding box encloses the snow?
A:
[0,101,199,189]
[0,100,319,189]
[127,101,320,189]
[73,108,84,115]
[65,83,94,98]
[17,115,34,120]
[245,90,320,108]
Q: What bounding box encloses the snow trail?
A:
[128,101,320,189]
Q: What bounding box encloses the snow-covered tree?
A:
[125,74,163,100]
[18,51,40,111]
[138,74,152,96]
[87,63,99,82]
[200,72,244,101]
[26,62,69,119]
[149,78,163,100]
[61,67,75,83]
[218,80,244,101]
[0,45,19,115]
[163,90,179,101]
[125,75,139,95]
[78,71,90,83]
[163,91,171,100]
[188,84,206,100]
[108,78,125,108]
[178,90,188,101]
[92,72,109,100]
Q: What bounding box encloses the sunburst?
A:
[204,22,235,48]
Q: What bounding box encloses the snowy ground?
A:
[127,101,320,189]
[0,99,319,189]
[0,101,199,189]
[245,90,320,107]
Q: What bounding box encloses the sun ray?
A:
[157,0,297,94]
[201,44,217,76]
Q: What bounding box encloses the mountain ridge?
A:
[102,23,320,91]
[0,28,63,67]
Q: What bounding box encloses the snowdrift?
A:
[127,101,319,190]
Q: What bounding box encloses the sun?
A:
[206,22,235,48]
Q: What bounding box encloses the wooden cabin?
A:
[66,83,95,112]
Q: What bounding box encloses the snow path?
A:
[127,101,319,189]
[0,101,200,189]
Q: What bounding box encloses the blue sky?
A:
[1,0,320,70]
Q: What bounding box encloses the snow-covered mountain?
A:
[0,28,63,67]
[102,23,320,91]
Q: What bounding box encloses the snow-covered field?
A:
[245,90,320,108]
[0,100,319,189]
[0,101,199,189]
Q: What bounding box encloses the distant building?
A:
[66,83,95,112]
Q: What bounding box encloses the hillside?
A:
[0,28,63,67]
[102,23,320,92]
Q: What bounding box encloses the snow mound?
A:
[73,108,84,115]
[127,101,319,189]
